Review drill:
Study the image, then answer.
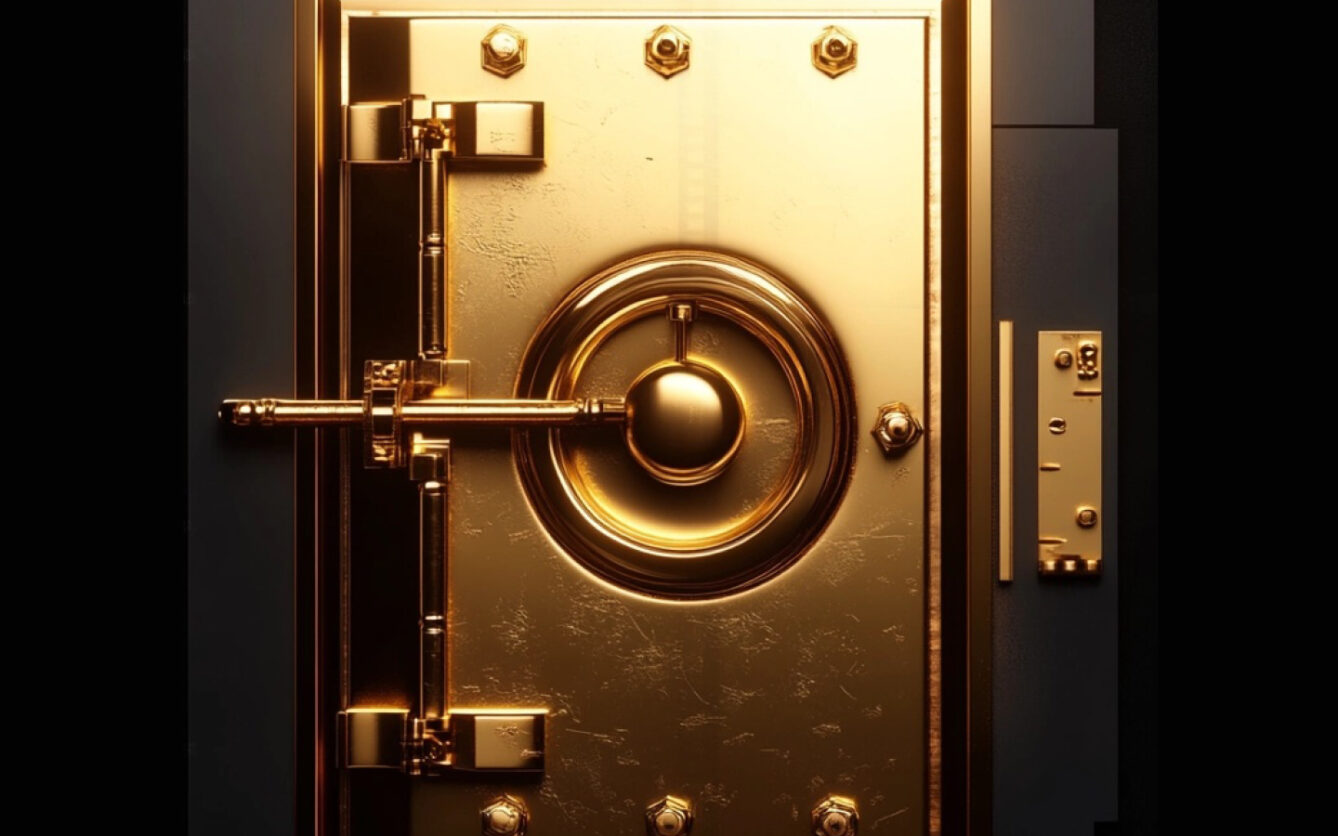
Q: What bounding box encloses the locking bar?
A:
[220,396,625,427]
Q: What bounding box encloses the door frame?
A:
[289,3,994,834]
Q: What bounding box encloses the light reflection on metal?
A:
[624,360,745,486]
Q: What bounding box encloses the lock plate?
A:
[335,5,941,835]
[1037,331,1103,576]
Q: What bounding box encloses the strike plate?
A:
[1037,331,1102,576]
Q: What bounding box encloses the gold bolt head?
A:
[482,25,527,78]
[813,25,858,78]
[646,25,691,78]
[812,794,859,836]
[645,795,693,836]
[1076,506,1098,528]
[481,795,528,836]
[1054,349,1074,369]
[872,402,923,456]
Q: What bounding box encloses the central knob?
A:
[624,362,745,486]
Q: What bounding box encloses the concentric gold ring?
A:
[514,250,856,599]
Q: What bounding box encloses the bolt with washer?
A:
[811,794,859,836]
[812,25,859,77]
[872,402,923,456]
[482,25,527,77]
[645,795,693,836]
[645,25,691,78]
[481,795,528,836]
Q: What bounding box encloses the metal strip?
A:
[925,10,943,835]
[999,319,1012,583]
[967,0,993,832]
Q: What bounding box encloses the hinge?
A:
[339,708,547,775]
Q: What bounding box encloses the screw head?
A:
[646,25,691,78]
[812,25,858,78]
[482,25,527,78]
[872,402,923,456]
[481,795,528,836]
[812,794,859,836]
[645,795,693,836]
[1076,506,1098,528]
[1054,349,1074,369]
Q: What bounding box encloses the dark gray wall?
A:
[187,1,295,834]
[992,130,1119,836]
[993,1,1124,833]
[994,0,1094,125]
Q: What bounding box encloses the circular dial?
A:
[514,250,856,599]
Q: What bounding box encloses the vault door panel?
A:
[391,14,934,836]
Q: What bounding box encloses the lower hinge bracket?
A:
[339,708,547,776]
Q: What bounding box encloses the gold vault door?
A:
[225,2,940,834]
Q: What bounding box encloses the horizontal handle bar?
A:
[220,397,626,428]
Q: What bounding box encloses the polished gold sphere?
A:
[624,362,745,486]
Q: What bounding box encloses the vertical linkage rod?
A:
[669,302,695,363]
[420,145,449,359]
[413,106,454,746]
[413,440,451,726]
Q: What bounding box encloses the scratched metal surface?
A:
[385,15,931,834]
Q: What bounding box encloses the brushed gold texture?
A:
[514,250,856,600]
[323,7,941,835]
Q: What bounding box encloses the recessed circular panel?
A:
[514,250,856,599]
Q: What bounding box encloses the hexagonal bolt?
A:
[481,795,529,836]
[812,25,858,78]
[482,25,527,78]
[646,25,691,78]
[812,794,859,836]
[871,402,923,456]
[645,795,693,836]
